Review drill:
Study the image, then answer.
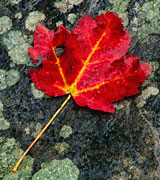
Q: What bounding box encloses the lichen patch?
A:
[25,11,46,32]
[2,31,32,65]
[0,16,12,35]
[136,86,159,108]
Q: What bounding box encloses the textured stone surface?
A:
[0,0,160,179]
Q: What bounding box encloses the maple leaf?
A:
[28,12,151,113]
[13,12,152,173]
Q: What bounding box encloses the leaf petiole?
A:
[13,94,71,173]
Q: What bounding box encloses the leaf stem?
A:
[13,94,71,173]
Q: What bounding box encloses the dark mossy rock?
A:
[0,0,160,179]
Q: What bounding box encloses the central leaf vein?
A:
[52,47,69,92]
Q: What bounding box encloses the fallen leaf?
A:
[13,11,152,173]
[28,12,151,113]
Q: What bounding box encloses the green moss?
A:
[54,0,83,13]
[9,63,15,68]
[32,158,79,180]
[31,83,44,99]
[33,122,42,138]
[2,31,32,65]
[59,125,72,138]
[3,171,32,180]
[25,11,46,32]
[0,101,10,130]
[0,69,20,90]
[0,69,7,90]
[0,137,33,179]
[9,0,22,5]
[68,0,83,5]
[5,70,20,87]
[136,86,159,108]
[9,43,31,65]
[0,137,3,143]
[131,1,160,40]
[0,115,10,130]
[54,0,68,13]
[56,21,63,27]
[0,16,12,35]
[2,31,26,50]
[14,12,22,19]
[68,14,76,24]
[0,101,3,111]
[55,142,69,154]
[108,0,129,26]
[109,0,129,13]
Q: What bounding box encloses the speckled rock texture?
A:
[0,0,160,179]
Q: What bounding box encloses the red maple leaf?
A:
[28,12,151,113]
[13,12,152,172]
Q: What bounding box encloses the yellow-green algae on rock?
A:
[14,12,22,19]
[54,0,83,13]
[55,142,69,154]
[0,101,10,130]
[136,86,159,108]
[2,31,31,65]
[8,0,22,5]
[59,125,72,138]
[5,69,20,87]
[0,137,33,180]
[0,16,12,35]
[31,83,44,99]
[131,1,160,40]
[68,14,77,24]
[108,0,129,27]
[25,11,46,32]
[0,69,7,90]
[32,158,79,180]
[0,69,20,90]
[0,113,10,131]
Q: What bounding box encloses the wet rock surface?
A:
[0,0,160,179]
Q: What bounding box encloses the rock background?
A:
[0,0,160,179]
